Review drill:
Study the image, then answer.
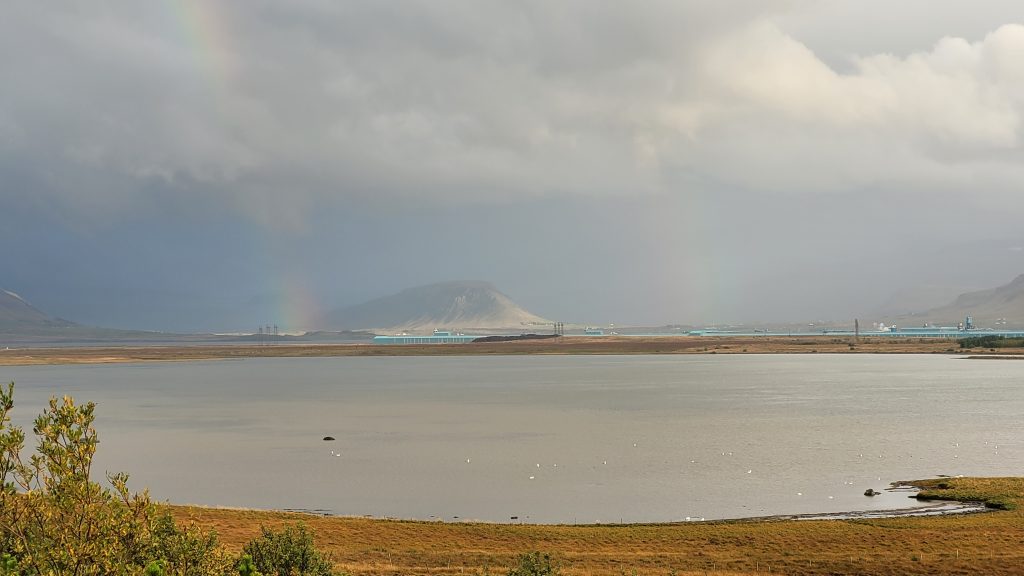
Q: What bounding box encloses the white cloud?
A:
[651,22,1024,195]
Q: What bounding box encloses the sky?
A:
[3,1,1024,332]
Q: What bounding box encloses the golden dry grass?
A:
[1,336,1018,366]
[169,477,1024,576]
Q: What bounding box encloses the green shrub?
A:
[959,336,1024,349]
[960,335,1003,348]
[236,555,260,576]
[0,382,155,574]
[0,553,18,575]
[0,382,232,576]
[507,552,560,576]
[149,511,236,575]
[242,523,335,576]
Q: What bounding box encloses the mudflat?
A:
[0,336,1018,366]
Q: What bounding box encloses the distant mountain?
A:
[0,288,378,344]
[0,287,147,342]
[324,281,551,332]
[871,283,981,318]
[891,274,1024,327]
[0,288,180,343]
[0,289,77,331]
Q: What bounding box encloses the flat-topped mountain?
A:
[894,273,1024,327]
[325,281,550,332]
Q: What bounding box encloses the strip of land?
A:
[168,477,1024,576]
[1,336,1021,365]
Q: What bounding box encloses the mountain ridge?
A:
[324,281,551,332]
[889,273,1024,327]
[0,288,77,330]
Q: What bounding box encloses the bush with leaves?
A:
[0,382,238,576]
[0,382,157,574]
[506,552,560,576]
[147,511,236,576]
[242,523,335,576]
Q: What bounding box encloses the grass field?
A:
[2,336,1021,366]
[169,477,1024,575]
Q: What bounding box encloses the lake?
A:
[2,354,1021,523]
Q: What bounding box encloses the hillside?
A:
[0,288,196,343]
[324,281,551,332]
[0,289,77,331]
[0,288,142,343]
[893,274,1024,327]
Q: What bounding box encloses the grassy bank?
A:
[169,477,1024,576]
[2,336,1021,365]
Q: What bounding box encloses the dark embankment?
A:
[472,333,561,343]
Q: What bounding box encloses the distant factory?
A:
[373,330,478,344]
[690,317,1024,339]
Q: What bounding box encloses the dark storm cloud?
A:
[1,1,784,222]
[3,1,1024,330]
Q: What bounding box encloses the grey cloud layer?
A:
[8,1,1022,224]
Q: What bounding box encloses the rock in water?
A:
[864,488,880,497]
[323,436,335,441]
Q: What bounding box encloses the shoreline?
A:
[174,480,990,527]
[2,336,1022,366]
[194,498,992,527]
[167,477,1024,575]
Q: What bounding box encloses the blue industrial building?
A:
[373,330,478,344]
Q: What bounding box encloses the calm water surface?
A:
[3,354,1022,523]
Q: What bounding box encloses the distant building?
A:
[373,329,477,344]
